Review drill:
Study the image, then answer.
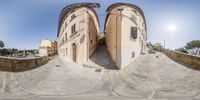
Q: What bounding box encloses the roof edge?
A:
[104,3,147,40]
[57,2,100,37]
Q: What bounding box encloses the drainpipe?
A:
[116,8,123,68]
[86,9,89,61]
[163,39,165,53]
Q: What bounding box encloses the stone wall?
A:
[0,56,48,72]
[154,48,200,69]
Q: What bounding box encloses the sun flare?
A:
[167,23,177,33]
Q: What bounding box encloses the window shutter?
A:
[71,24,76,34]
[71,25,73,34]
[65,32,67,41]
[131,27,137,39]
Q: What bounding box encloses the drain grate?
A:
[95,69,102,72]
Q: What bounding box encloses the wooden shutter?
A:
[131,27,137,39]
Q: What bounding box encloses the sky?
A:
[0,0,200,50]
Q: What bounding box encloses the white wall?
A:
[120,7,147,68]
[39,48,48,56]
[58,7,99,65]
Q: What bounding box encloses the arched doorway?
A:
[72,43,77,63]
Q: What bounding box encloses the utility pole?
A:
[163,40,165,49]
[163,39,165,54]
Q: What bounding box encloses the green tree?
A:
[10,48,17,56]
[17,50,24,54]
[175,47,188,54]
[0,41,4,55]
[1,48,9,56]
[185,40,200,55]
[0,41,4,48]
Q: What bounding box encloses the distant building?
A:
[104,3,147,69]
[39,39,57,57]
[153,42,163,48]
[57,3,100,64]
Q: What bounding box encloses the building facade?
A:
[57,3,100,64]
[104,3,147,69]
[39,39,57,57]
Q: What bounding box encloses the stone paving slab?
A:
[0,96,200,100]
[0,57,104,97]
[0,51,200,99]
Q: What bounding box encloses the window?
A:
[132,51,135,58]
[71,24,76,34]
[90,40,93,44]
[65,22,67,28]
[141,29,145,39]
[131,27,137,39]
[60,37,64,46]
[66,48,68,57]
[71,14,76,21]
[130,14,137,22]
[136,11,139,16]
[132,10,137,14]
[65,32,67,41]
[61,27,64,35]
[71,10,75,13]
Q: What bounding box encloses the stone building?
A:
[39,39,57,57]
[57,3,100,64]
[104,3,147,69]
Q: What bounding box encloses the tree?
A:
[17,50,24,54]
[0,41,4,55]
[1,48,9,56]
[0,41,4,48]
[153,42,163,48]
[185,40,200,55]
[147,42,153,48]
[175,47,188,54]
[10,48,17,56]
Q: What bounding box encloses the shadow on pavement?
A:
[90,45,118,70]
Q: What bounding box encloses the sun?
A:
[167,23,177,33]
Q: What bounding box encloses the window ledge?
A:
[70,31,78,38]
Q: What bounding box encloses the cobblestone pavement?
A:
[0,51,200,100]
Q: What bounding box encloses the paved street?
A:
[0,52,200,100]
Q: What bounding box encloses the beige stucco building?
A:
[57,3,100,64]
[104,3,147,69]
[39,39,57,57]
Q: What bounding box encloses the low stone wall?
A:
[154,48,200,69]
[0,56,48,72]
